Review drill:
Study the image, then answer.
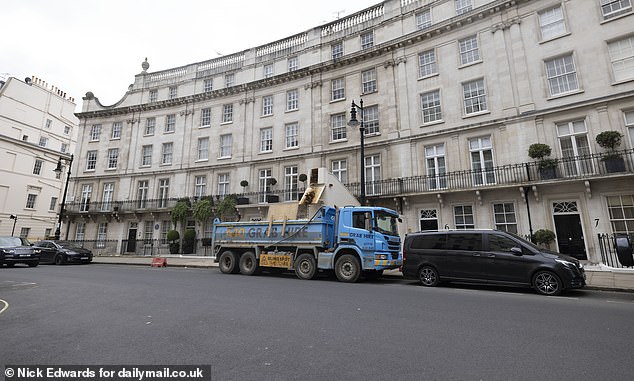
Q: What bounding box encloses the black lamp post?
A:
[53,154,73,240]
[9,214,17,237]
[348,99,366,206]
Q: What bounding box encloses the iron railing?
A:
[597,233,634,268]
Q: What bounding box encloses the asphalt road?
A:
[1,264,634,381]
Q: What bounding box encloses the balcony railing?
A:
[63,149,633,216]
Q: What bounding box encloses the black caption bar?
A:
[5,365,211,381]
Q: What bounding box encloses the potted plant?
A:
[528,143,558,180]
[533,228,556,250]
[266,177,279,203]
[596,130,625,173]
[182,228,196,254]
[238,180,250,205]
[167,229,180,254]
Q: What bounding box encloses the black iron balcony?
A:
[63,149,633,217]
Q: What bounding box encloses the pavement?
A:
[91,254,634,293]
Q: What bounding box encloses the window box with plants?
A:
[528,143,558,180]
[596,130,626,173]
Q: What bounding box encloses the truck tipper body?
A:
[212,168,402,282]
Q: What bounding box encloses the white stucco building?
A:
[71,0,634,263]
[0,76,78,239]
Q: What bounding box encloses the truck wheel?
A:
[239,251,259,276]
[335,254,361,283]
[294,253,317,280]
[218,251,239,274]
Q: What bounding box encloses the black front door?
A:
[554,214,587,260]
[127,228,137,253]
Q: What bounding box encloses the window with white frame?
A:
[64,126,71,135]
[112,122,122,139]
[45,119,52,129]
[143,221,153,242]
[455,0,472,15]
[145,117,156,135]
[360,32,374,49]
[61,143,68,153]
[365,154,381,195]
[194,175,207,198]
[90,124,101,141]
[200,108,211,127]
[463,79,487,115]
[80,184,92,212]
[419,49,438,78]
[97,223,107,248]
[49,197,58,211]
[101,183,114,212]
[222,104,233,123]
[454,205,474,229]
[26,194,37,209]
[225,73,235,87]
[149,90,158,102]
[198,137,209,161]
[469,136,496,186]
[285,123,299,149]
[600,0,632,20]
[362,69,377,94]
[288,56,298,72]
[168,86,178,99]
[545,54,579,96]
[218,173,230,196]
[219,134,232,158]
[141,145,152,166]
[107,148,118,169]
[165,114,176,133]
[459,35,480,65]
[262,95,273,116]
[86,151,97,171]
[286,89,298,111]
[539,6,566,40]
[19,227,30,238]
[203,78,213,92]
[608,36,634,82]
[363,105,380,135]
[421,90,442,123]
[258,169,272,203]
[332,42,344,59]
[264,64,274,78]
[332,159,348,184]
[158,179,169,208]
[416,8,432,29]
[284,166,299,201]
[626,110,634,147]
[75,222,85,241]
[137,180,148,209]
[38,137,48,147]
[260,128,273,152]
[33,159,42,175]
[331,78,345,101]
[607,194,634,234]
[426,144,447,190]
[493,202,518,233]
[331,113,347,141]
[162,142,173,164]
[557,120,593,176]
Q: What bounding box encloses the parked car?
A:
[34,240,93,265]
[402,229,586,296]
[0,236,40,267]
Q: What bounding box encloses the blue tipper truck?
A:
[212,168,402,282]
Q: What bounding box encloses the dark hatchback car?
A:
[34,240,93,265]
[402,229,586,296]
[0,236,41,267]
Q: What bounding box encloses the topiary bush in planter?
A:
[167,229,180,254]
[528,143,558,179]
[533,229,556,249]
[182,228,196,254]
[596,130,625,173]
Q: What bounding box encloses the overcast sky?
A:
[2,0,378,108]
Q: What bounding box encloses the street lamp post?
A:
[9,214,17,236]
[53,154,73,240]
[348,99,366,206]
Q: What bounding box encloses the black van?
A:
[402,230,585,296]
